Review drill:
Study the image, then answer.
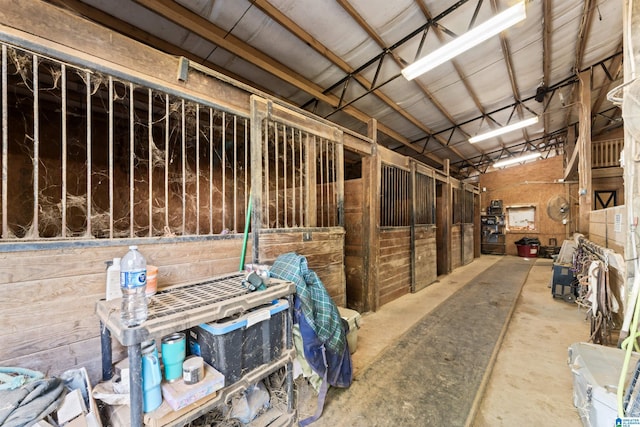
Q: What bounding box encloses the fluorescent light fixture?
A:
[401,1,526,80]
[492,152,542,168]
[469,116,539,143]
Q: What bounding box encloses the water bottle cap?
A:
[129,245,138,250]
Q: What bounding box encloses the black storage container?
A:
[188,299,288,384]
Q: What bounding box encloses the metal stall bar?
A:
[148,89,153,237]
[233,115,238,233]
[181,99,186,235]
[85,70,92,237]
[244,118,248,227]
[196,103,200,235]
[164,94,169,232]
[129,82,135,237]
[299,130,304,227]
[33,54,39,237]
[108,76,114,238]
[209,108,214,234]
[264,119,269,228]
[319,137,325,227]
[1,45,6,238]
[222,111,226,232]
[61,64,67,238]
[275,123,280,227]
[283,123,288,228]
[291,127,296,227]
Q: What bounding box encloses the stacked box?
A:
[188,299,288,385]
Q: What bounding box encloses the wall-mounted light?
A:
[401,1,527,80]
[492,152,542,168]
[469,116,539,143]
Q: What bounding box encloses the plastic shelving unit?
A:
[96,272,296,426]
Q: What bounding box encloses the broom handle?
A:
[239,192,252,271]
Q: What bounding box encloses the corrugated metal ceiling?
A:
[47,0,624,179]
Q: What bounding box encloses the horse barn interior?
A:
[1,0,639,426]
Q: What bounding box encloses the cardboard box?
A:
[58,367,102,427]
[161,363,224,411]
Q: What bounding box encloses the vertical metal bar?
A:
[291,129,296,227]
[148,89,153,237]
[2,45,7,238]
[325,139,329,226]
[164,94,169,231]
[86,71,92,237]
[128,344,143,426]
[129,83,135,237]
[181,99,186,235]
[196,103,200,235]
[108,76,114,238]
[33,55,39,236]
[275,124,280,227]
[209,109,213,233]
[222,111,226,231]
[283,125,288,227]
[299,131,303,226]
[233,115,237,233]
[244,118,248,227]
[264,119,269,228]
[61,64,67,237]
[319,138,324,227]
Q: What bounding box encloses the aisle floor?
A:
[308,255,589,426]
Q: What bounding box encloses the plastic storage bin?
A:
[337,307,362,354]
[188,299,288,384]
[568,342,639,426]
[516,244,539,257]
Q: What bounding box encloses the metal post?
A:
[128,343,143,426]
[99,321,113,381]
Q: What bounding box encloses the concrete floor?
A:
[316,255,590,426]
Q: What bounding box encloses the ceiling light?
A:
[401,1,527,80]
[492,152,542,168]
[469,116,539,143]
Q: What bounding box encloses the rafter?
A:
[336,0,472,163]
[128,0,448,167]
[250,0,453,165]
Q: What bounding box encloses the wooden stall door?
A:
[344,178,367,312]
[436,181,450,275]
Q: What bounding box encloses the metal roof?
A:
[47,0,624,178]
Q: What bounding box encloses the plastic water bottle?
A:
[120,245,147,327]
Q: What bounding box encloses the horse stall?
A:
[343,144,441,312]
[451,179,479,270]
[0,2,347,384]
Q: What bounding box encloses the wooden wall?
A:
[463,225,475,265]
[378,228,411,307]
[479,156,567,256]
[414,225,437,292]
[0,238,250,385]
[344,179,366,312]
[258,229,346,306]
[451,224,462,269]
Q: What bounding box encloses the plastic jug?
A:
[141,340,163,413]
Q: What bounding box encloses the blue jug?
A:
[141,340,163,413]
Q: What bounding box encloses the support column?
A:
[577,70,592,234]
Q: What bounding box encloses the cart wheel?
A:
[563,293,576,303]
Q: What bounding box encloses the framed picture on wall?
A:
[506,205,537,231]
